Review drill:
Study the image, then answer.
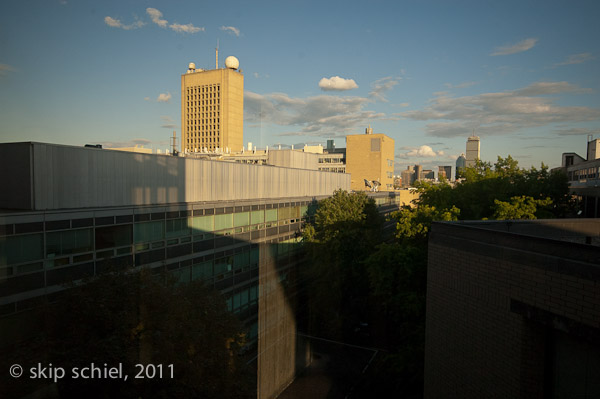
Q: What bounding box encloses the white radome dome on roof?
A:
[225,56,239,70]
[188,62,196,69]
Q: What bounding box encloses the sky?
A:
[1,0,599,173]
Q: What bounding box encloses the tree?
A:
[493,195,553,220]
[42,268,253,399]
[302,190,382,340]
[418,156,573,220]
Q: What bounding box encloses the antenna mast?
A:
[215,39,219,69]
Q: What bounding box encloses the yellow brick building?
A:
[346,127,395,191]
[181,57,244,153]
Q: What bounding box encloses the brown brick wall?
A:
[424,222,600,398]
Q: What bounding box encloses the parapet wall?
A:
[0,143,350,211]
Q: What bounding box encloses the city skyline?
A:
[1,0,599,173]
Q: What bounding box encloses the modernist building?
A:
[0,142,360,399]
[455,153,466,178]
[345,127,395,191]
[344,127,394,191]
[465,135,480,167]
[425,219,600,398]
[555,137,600,218]
[181,57,244,154]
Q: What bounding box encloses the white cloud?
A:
[399,102,410,107]
[402,81,600,138]
[146,8,168,28]
[157,93,172,103]
[244,91,384,137]
[397,145,445,159]
[369,77,399,102]
[318,76,359,91]
[554,52,594,66]
[220,26,240,37]
[169,23,203,34]
[491,38,538,56]
[104,16,144,30]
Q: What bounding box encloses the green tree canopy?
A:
[417,156,572,220]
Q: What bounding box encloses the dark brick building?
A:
[425,219,600,398]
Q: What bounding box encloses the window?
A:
[95,225,132,250]
[134,221,164,244]
[166,218,191,239]
[47,228,93,256]
[371,138,381,152]
[0,233,43,266]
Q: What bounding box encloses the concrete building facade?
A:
[346,128,395,191]
[181,60,244,154]
[425,219,600,398]
[0,142,356,399]
[465,135,480,167]
[556,138,600,218]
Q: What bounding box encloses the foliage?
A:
[42,268,252,399]
[493,195,553,220]
[302,189,382,340]
[418,156,573,220]
[394,204,460,242]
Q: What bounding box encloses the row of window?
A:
[0,207,309,269]
[569,166,600,181]
[187,84,220,94]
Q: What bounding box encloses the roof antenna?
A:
[215,39,219,69]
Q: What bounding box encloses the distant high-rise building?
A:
[438,165,452,181]
[346,127,395,191]
[423,169,435,180]
[181,56,244,154]
[456,154,466,178]
[414,165,423,182]
[401,166,415,188]
[466,135,480,167]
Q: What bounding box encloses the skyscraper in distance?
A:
[456,154,466,179]
[466,134,480,167]
[181,55,244,153]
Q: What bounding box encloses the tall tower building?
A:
[465,134,480,167]
[181,55,244,154]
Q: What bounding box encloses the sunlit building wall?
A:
[181,60,244,154]
[346,128,395,191]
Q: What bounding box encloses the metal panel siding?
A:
[26,143,350,210]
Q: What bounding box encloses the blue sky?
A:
[1,0,599,172]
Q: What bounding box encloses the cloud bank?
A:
[397,145,445,159]
[244,91,384,137]
[402,81,600,138]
